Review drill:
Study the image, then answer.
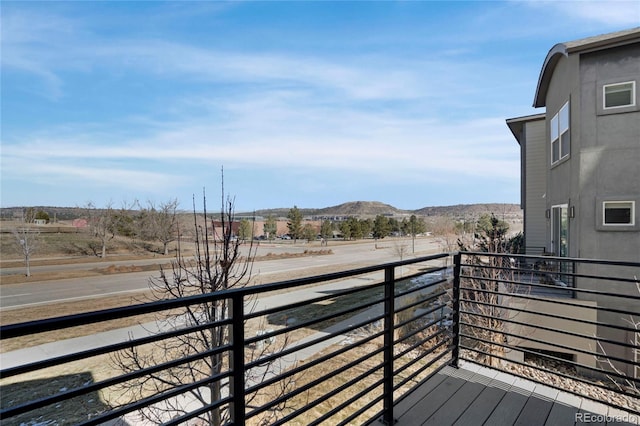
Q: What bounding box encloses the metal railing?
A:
[1,253,454,425]
[457,251,640,416]
[1,252,638,425]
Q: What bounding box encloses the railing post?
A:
[451,252,462,368]
[230,293,245,426]
[382,265,396,425]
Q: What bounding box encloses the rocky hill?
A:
[252,201,520,220]
[1,201,522,222]
[413,203,522,219]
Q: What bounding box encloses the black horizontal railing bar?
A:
[460,288,639,330]
[461,251,640,268]
[393,264,449,287]
[271,361,385,426]
[461,258,640,285]
[459,326,640,385]
[394,277,448,300]
[0,254,450,341]
[60,370,232,426]
[162,395,231,426]
[393,305,449,341]
[1,340,234,420]
[0,293,234,340]
[248,341,381,416]
[394,325,450,361]
[245,325,384,397]
[244,291,386,348]
[393,290,447,320]
[512,265,640,286]
[309,376,385,426]
[244,312,385,372]
[393,337,451,380]
[461,272,640,303]
[460,294,638,335]
[394,295,447,321]
[340,391,385,426]
[460,333,640,389]
[462,263,640,289]
[244,253,451,298]
[459,349,640,416]
[461,308,639,352]
[244,279,384,322]
[0,347,233,421]
[248,343,385,421]
[393,350,452,396]
[461,272,579,294]
[0,317,233,379]
[403,263,448,276]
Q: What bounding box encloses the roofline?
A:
[533,27,640,108]
[506,113,546,145]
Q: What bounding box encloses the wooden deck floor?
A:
[394,362,638,426]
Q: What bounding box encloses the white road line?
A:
[0,293,32,298]
[0,288,148,311]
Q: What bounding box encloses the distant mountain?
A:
[1,202,522,222]
[251,201,521,220]
[314,201,402,216]
[413,203,522,219]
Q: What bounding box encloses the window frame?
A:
[602,201,635,226]
[603,81,636,110]
[550,101,570,165]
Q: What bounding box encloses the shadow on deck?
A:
[395,362,639,426]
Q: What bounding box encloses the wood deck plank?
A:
[481,390,530,426]
[453,385,508,426]
[394,371,448,419]
[396,375,466,425]
[545,402,580,426]
[422,381,486,425]
[393,364,638,426]
[514,395,554,425]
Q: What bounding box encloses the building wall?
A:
[577,44,640,263]
[544,53,581,257]
[523,119,548,252]
[504,297,598,370]
[514,37,640,378]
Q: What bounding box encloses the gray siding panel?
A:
[524,120,548,252]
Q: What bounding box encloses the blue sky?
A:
[2,1,639,212]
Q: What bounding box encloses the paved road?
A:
[0,237,444,310]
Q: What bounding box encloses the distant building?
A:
[72,219,88,228]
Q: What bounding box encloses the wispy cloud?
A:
[3,1,632,208]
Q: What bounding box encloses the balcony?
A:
[1,252,638,425]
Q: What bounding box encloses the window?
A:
[604,81,635,109]
[603,201,635,226]
[551,205,568,256]
[550,102,570,164]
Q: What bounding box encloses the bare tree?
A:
[456,215,523,368]
[429,216,460,252]
[84,201,116,258]
[112,180,292,424]
[12,227,39,277]
[142,199,179,255]
[596,276,639,396]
